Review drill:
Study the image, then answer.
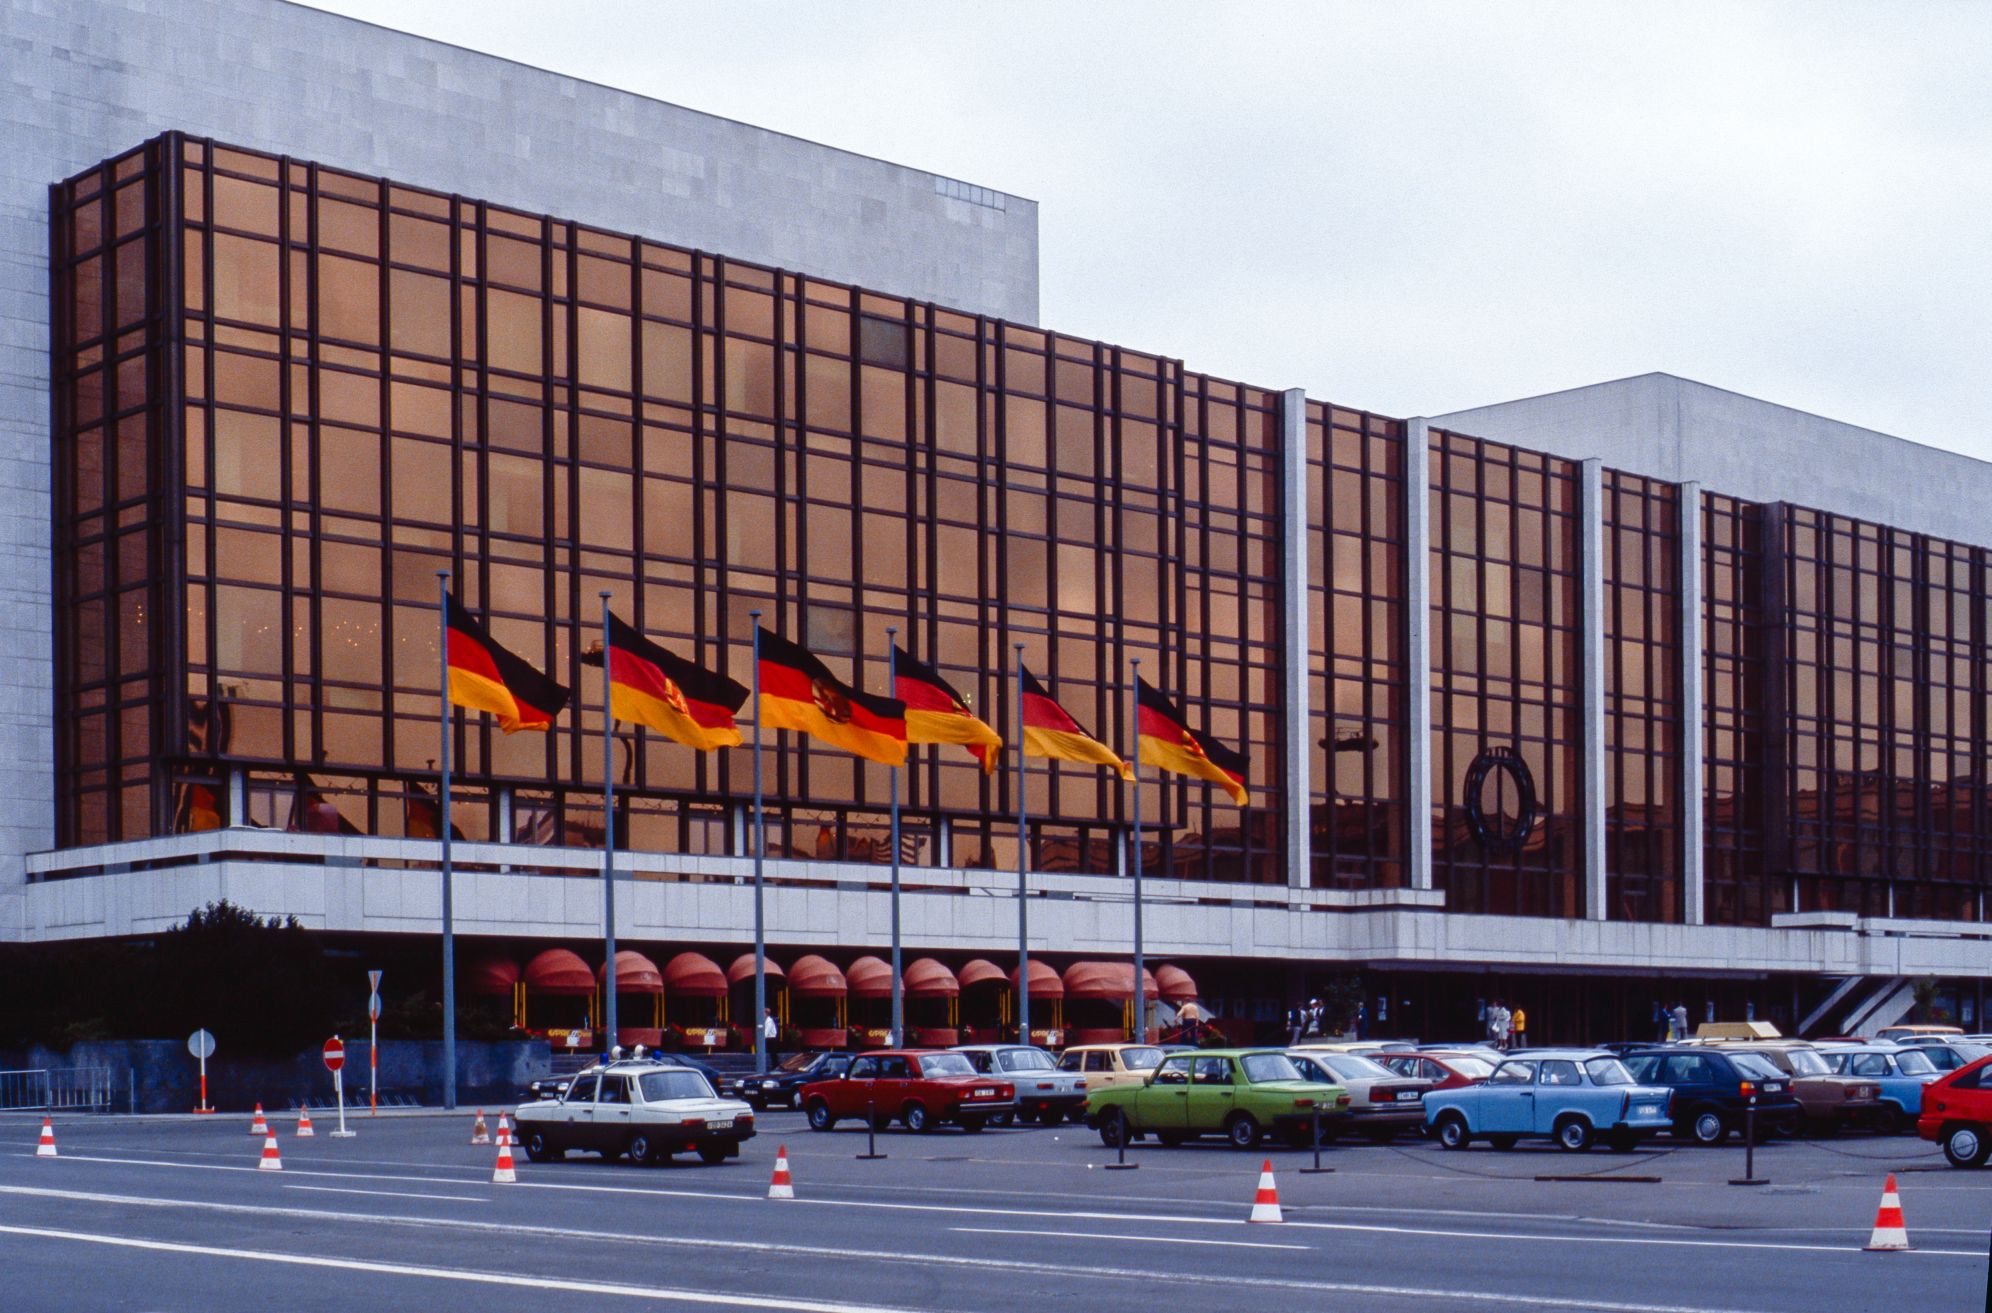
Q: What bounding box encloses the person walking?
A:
[1489,999,1512,1051]
[1305,998,1323,1039]
[762,1006,780,1055]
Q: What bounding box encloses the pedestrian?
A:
[1489,998,1512,1051]
[1510,1004,1527,1049]
[762,1006,779,1054]
[1671,1001,1690,1042]
[1355,1000,1368,1041]
[1306,997,1323,1038]
[1287,1001,1305,1045]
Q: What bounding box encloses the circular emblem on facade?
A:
[1463,747,1538,855]
[810,678,853,724]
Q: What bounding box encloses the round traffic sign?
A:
[186,1029,216,1060]
[322,1037,346,1072]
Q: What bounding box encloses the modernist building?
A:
[5,0,1988,1045]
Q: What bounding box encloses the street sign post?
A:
[186,1029,215,1113]
[324,1036,354,1137]
[367,969,382,1116]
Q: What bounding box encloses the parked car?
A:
[1916,1054,1992,1167]
[1056,1043,1167,1095]
[1084,1048,1349,1150]
[800,1049,1013,1133]
[1876,1024,1963,1044]
[1287,1051,1431,1141]
[1620,1046,1803,1144]
[953,1044,1088,1124]
[1816,1045,1942,1133]
[735,1050,853,1110]
[513,1057,755,1165]
[1378,1050,1498,1091]
[1424,1050,1673,1152]
[1900,1040,1992,1074]
[1712,1043,1883,1136]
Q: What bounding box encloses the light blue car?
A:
[1424,1049,1675,1152]
[1819,1046,1941,1134]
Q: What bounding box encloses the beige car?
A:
[1057,1043,1166,1092]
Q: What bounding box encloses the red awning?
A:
[523,948,595,996]
[1062,961,1159,1001]
[465,957,519,996]
[1155,964,1198,1004]
[596,950,664,994]
[1011,959,1063,1000]
[846,955,893,999]
[788,954,847,998]
[957,958,1007,989]
[662,952,727,997]
[727,953,786,985]
[903,958,959,998]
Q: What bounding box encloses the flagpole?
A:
[1130,658,1145,1047]
[750,613,768,1076]
[435,569,457,1111]
[598,591,617,1053]
[1014,643,1029,1043]
[885,625,903,1048]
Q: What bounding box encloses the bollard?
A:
[1103,1116,1137,1171]
[1301,1105,1333,1174]
[1729,1087,1767,1186]
[856,1096,886,1161]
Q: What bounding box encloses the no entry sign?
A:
[322,1037,346,1072]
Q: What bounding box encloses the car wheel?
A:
[959,1116,986,1133]
[626,1132,656,1165]
[1871,1105,1904,1137]
[522,1130,561,1163]
[1487,1134,1519,1151]
[1435,1113,1472,1151]
[1224,1113,1262,1149]
[1554,1116,1593,1152]
[903,1103,933,1133]
[805,1100,835,1132]
[1943,1124,1991,1168]
[697,1142,730,1165]
[1098,1109,1129,1149]
[1689,1110,1727,1145]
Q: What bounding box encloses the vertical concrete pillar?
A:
[936,816,952,869]
[1406,418,1433,891]
[1280,389,1311,891]
[1678,481,1705,925]
[1581,458,1607,921]
[226,769,246,828]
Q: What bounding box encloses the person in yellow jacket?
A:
[1511,1006,1528,1049]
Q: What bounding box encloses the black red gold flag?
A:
[1020,666,1130,778]
[444,596,571,733]
[1135,675,1249,805]
[758,628,907,766]
[581,613,747,752]
[893,646,1002,773]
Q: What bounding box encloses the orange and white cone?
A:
[1248,1159,1283,1223]
[35,1118,56,1159]
[1864,1173,1910,1251]
[492,1135,517,1184]
[249,1103,269,1137]
[470,1110,490,1145]
[295,1107,315,1138]
[497,1113,511,1146]
[258,1132,283,1172]
[768,1145,795,1200]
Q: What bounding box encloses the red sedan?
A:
[1917,1053,1992,1167]
[801,1049,1015,1133]
[1378,1050,1499,1091]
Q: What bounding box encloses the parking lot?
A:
[1,1107,1984,1312]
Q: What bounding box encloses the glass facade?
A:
[1601,470,1681,922]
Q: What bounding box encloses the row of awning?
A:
[467,949,1196,1004]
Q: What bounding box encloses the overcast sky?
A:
[311,1,1992,456]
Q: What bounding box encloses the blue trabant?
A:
[1424,1049,1674,1152]
[1818,1045,1942,1134]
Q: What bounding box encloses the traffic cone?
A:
[258,1132,283,1172]
[497,1112,511,1146]
[35,1118,56,1159]
[768,1145,795,1200]
[295,1107,315,1138]
[470,1110,490,1145]
[1864,1173,1910,1251]
[1248,1159,1283,1223]
[492,1135,517,1184]
[249,1103,268,1137]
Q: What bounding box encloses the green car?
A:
[1083,1048,1351,1149]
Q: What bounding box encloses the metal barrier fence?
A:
[0,1068,116,1113]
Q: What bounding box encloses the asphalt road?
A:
[0,1108,1985,1312]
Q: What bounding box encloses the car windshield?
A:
[636,1070,713,1101]
[1894,1050,1937,1076]
[1447,1057,1496,1079]
[1120,1047,1164,1070]
[777,1052,820,1073]
[1585,1058,1635,1086]
[999,1049,1054,1071]
[1956,1042,1992,1061]
[1241,1054,1304,1083]
[1320,1054,1397,1080]
[1730,1053,1784,1080]
[919,1053,975,1077]
[1783,1049,1832,1076]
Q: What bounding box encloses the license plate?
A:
[975,1088,995,1097]
[1395,1090,1421,1101]
[1764,1083,1784,1093]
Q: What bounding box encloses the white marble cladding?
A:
[22,833,1992,979]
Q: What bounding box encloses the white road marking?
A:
[286,1184,486,1204]
[0,1223,915,1312]
[951,1225,1304,1251]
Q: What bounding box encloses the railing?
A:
[0,1067,116,1113]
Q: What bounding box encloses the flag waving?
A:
[582,613,747,751]
[444,595,572,733]
[1135,676,1249,805]
[1020,666,1131,778]
[894,647,1002,773]
[758,629,908,766]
